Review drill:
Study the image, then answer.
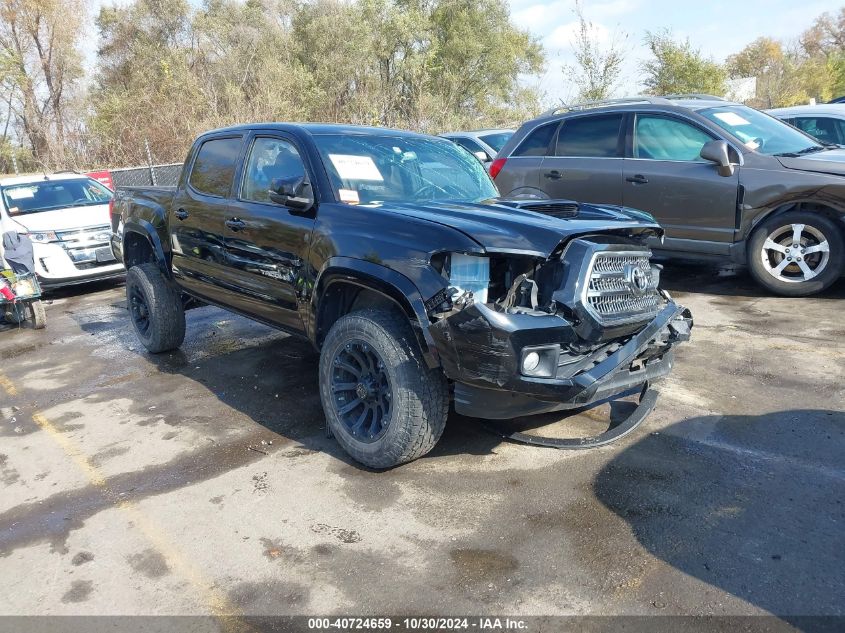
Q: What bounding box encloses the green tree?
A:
[726,37,806,107]
[563,0,626,102]
[641,30,726,96]
[799,8,845,100]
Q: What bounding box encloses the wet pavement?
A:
[0,268,842,625]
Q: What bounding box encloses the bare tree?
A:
[0,0,84,168]
[563,0,627,103]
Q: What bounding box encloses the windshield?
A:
[699,105,825,157]
[1,178,113,216]
[313,134,499,205]
[479,132,513,154]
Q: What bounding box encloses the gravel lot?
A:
[0,266,843,629]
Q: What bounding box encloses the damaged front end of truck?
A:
[425,211,692,442]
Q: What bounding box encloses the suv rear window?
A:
[513,122,558,156]
[189,137,242,197]
[555,114,623,157]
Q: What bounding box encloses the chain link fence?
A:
[109,163,182,188]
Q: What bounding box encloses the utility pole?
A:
[145,139,157,186]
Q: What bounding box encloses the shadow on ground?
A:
[593,408,845,621]
[656,261,845,300]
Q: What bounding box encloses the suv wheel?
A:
[319,308,448,469]
[125,263,186,353]
[747,212,843,297]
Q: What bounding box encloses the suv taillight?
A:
[489,157,507,180]
[108,199,115,216]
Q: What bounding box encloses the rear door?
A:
[494,121,558,197]
[623,112,739,252]
[223,133,316,331]
[170,134,245,301]
[538,113,625,204]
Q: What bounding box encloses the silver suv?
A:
[493,96,845,297]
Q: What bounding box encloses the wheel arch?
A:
[745,199,845,242]
[122,219,170,276]
[313,258,440,368]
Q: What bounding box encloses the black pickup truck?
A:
[111,123,692,468]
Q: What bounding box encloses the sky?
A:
[506,0,838,104]
[82,0,838,104]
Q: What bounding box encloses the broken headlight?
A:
[446,253,490,304]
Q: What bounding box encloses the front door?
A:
[223,134,316,331]
[623,113,740,253]
[170,134,244,300]
[538,112,625,205]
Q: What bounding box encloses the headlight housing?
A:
[447,253,490,303]
[28,230,58,243]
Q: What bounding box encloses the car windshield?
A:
[312,134,499,205]
[698,105,825,157]
[479,132,513,153]
[1,178,113,216]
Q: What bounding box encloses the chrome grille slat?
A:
[583,250,661,325]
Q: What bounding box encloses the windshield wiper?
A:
[774,145,826,157]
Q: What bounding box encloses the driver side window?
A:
[241,137,306,203]
[634,115,713,161]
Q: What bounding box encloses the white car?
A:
[439,129,515,170]
[766,104,845,146]
[0,173,124,288]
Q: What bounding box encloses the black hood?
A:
[777,148,845,177]
[373,199,662,257]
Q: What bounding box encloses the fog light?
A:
[519,344,561,378]
[522,351,540,373]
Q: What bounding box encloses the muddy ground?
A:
[0,265,842,629]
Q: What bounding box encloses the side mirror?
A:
[700,140,736,177]
[268,176,314,213]
[473,150,491,163]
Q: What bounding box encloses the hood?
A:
[5,204,111,233]
[777,148,845,177]
[374,199,661,257]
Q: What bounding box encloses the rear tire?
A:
[747,211,844,297]
[125,263,185,353]
[319,308,448,469]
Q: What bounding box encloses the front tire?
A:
[319,308,448,469]
[125,263,186,353]
[747,211,844,297]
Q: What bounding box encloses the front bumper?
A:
[430,300,692,419]
[32,242,125,288]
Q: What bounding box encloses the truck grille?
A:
[584,251,660,325]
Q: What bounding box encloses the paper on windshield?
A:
[5,187,35,200]
[338,188,360,204]
[713,112,750,127]
[328,154,384,181]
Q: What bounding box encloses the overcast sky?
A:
[507,0,838,104]
[83,0,839,104]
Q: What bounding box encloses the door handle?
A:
[626,174,649,184]
[174,208,189,220]
[225,218,247,231]
[544,170,562,180]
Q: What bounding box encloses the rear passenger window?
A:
[513,122,558,156]
[555,114,623,157]
[189,137,242,197]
